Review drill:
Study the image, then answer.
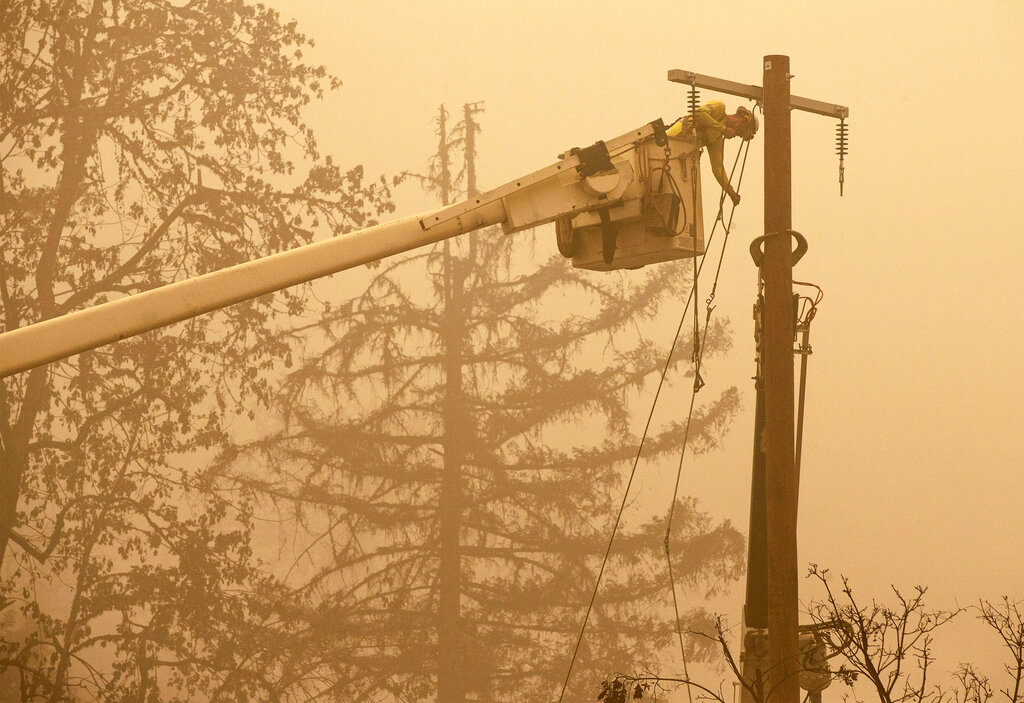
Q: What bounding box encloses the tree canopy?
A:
[1,1,390,700]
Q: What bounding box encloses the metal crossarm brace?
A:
[668,69,849,119]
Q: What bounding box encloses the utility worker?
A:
[667,101,758,206]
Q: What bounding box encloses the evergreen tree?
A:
[224,105,745,703]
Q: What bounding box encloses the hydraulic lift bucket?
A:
[556,133,705,271]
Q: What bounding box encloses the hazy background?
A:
[271,0,1024,681]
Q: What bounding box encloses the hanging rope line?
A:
[555,260,700,703]
[687,84,704,386]
[691,141,702,376]
[663,137,751,694]
[556,133,751,703]
[663,315,713,703]
[706,121,755,307]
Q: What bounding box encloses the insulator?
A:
[834,119,848,157]
[688,84,700,117]
[835,118,848,196]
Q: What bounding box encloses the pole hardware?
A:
[687,81,701,118]
[748,230,808,268]
[835,117,849,196]
[669,68,850,195]
[674,56,847,703]
[668,69,849,120]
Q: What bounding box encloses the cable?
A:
[644,164,688,238]
[556,264,698,703]
[706,140,751,307]
[691,152,701,373]
[792,281,822,478]
[557,135,751,703]
[663,319,710,703]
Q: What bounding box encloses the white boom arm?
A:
[0,121,704,378]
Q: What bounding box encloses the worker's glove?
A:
[728,190,741,206]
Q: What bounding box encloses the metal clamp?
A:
[749,229,808,268]
[569,140,614,178]
[650,117,668,147]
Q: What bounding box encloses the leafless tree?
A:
[805,565,961,703]
[976,598,1024,703]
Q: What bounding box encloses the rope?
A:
[556,134,751,703]
[706,140,752,307]
[664,137,750,693]
[555,266,697,703]
[691,154,701,372]
[664,317,711,703]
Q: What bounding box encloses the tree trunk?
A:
[0,0,105,570]
[0,368,51,566]
[438,238,469,703]
[436,102,468,703]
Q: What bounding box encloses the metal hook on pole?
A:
[749,229,808,268]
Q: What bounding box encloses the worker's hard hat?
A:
[736,105,759,139]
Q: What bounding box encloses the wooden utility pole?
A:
[761,54,800,703]
[668,58,847,703]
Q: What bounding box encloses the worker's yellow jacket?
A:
[667,101,734,195]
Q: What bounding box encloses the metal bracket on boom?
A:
[651,117,669,147]
[570,140,614,177]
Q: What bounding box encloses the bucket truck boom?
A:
[0,120,704,378]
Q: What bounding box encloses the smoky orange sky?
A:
[272,0,1024,684]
